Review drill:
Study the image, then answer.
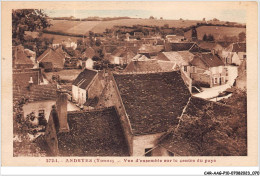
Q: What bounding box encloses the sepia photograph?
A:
[1,1,258,168]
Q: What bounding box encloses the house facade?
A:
[221,43,246,65]
[72,69,105,108]
[190,53,227,87]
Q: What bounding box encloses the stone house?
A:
[156,51,195,76]
[107,47,136,65]
[45,90,129,156]
[72,69,105,108]
[190,53,227,87]
[221,43,246,66]
[96,71,191,156]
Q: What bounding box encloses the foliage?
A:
[12,9,51,45]
[203,34,215,41]
[238,32,246,42]
[23,37,54,57]
[176,94,247,156]
[223,35,238,43]
[191,26,197,39]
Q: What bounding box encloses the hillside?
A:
[46,19,228,35]
[184,26,246,41]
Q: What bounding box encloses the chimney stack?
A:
[56,89,69,132]
[212,49,215,55]
[28,77,34,91]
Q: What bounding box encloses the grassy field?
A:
[185,26,246,41]
[46,19,228,35]
[44,19,245,41]
[66,21,102,34]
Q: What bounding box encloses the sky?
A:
[45,8,246,23]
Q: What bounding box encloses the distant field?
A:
[46,19,224,35]
[48,20,83,32]
[66,21,102,34]
[185,26,246,41]
[44,19,245,40]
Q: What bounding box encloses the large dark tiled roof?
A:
[113,71,191,135]
[57,107,129,156]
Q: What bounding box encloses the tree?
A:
[238,32,246,42]
[207,34,215,41]
[203,34,208,41]
[149,16,155,20]
[163,24,169,28]
[191,26,198,40]
[12,9,51,45]
[202,18,206,21]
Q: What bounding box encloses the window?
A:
[145,148,152,157]
[184,66,187,72]
[192,66,196,73]
[214,78,218,84]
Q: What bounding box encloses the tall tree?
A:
[12,9,51,45]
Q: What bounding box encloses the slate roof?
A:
[56,107,129,156]
[192,53,225,68]
[113,71,191,135]
[13,84,57,102]
[72,69,98,89]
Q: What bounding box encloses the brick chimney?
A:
[56,89,69,132]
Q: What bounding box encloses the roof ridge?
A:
[67,106,116,114]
